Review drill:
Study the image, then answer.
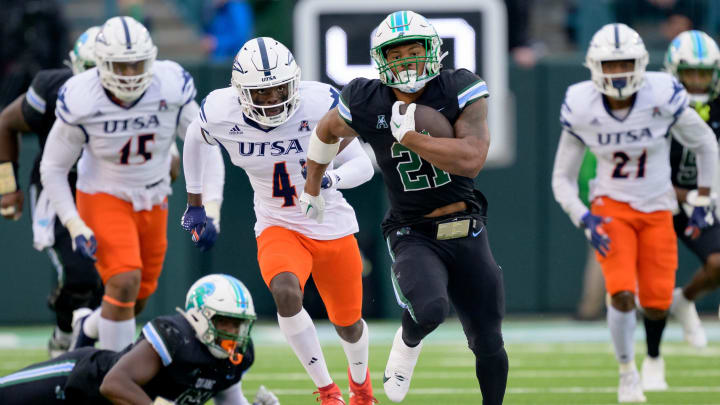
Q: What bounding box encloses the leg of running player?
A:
[682,254,720,299]
[100,270,141,350]
[637,212,676,391]
[384,231,450,402]
[311,234,374,404]
[447,226,507,405]
[258,227,339,403]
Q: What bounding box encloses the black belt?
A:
[401,213,482,240]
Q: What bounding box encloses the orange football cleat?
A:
[348,368,378,404]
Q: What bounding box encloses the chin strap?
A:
[220,340,244,365]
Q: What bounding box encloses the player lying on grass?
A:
[0,274,279,405]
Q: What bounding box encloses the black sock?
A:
[476,347,508,405]
[644,315,667,358]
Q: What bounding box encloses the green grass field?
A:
[2,320,720,404]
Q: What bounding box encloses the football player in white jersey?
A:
[40,16,224,353]
[181,37,376,405]
[552,24,718,403]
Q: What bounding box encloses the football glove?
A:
[253,385,280,405]
[0,190,23,220]
[581,212,611,257]
[152,397,175,405]
[65,217,97,261]
[684,189,714,239]
[299,191,325,223]
[299,159,335,189]
[181,204,218,251]
[390,101,416,143]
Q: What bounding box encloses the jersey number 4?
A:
[392,143,451,191]
[272,162,297,207]
[119,134,155,165]
[612,149,647,178]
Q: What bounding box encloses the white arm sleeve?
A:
[214,381,252,405]
[670,107,719,189]
[183,118,225,202]
[551,130,590,227]
[328,138,374,189]
[40,120,86,224]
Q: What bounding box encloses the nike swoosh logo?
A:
[437,107,445,112]
[472,226,484,237]
[383,374,391,384]
[393,122,401,128]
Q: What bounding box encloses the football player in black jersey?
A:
[0,274,279,405]
[300,10,507,404]
[0,27,105,358]
[664,30,720,347]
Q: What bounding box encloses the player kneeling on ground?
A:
[0,274,279,405]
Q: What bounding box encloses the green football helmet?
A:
[665,30,720,104]
[370,10,447,93]
[181,274,256,364]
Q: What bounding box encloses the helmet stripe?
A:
[120,17,132,50]
[222,275,247,308]
[613,24,620,49]
[693,30,705,59]
[256,37,272,76]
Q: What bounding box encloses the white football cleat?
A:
[669,287,707,348]
[641,356,668,391]
[383,327,422,403]
[618,370,647,403]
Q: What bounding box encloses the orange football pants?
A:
[76,191,168,300]
[256,226,363,326]
[591,197,677,310]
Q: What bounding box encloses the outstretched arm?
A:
[400,98,490,178]
[100,340,162,405]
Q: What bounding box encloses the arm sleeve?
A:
[213,382,251,405]
[39,120,86,224]
[551,130,590,227]
[183,118,225,200]
[328,138,374,189]
[175,100,200,141]
[670,107,718,189]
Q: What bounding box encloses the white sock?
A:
[277,308,333,388]
[340,319,369,384]
[608,305,636,364]
[82,308,101,338]
[98,317,136,351]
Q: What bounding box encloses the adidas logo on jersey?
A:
[229,125,243,135]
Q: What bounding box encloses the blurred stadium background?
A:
[3,1,720,403]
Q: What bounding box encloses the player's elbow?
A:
[99,373,122,400]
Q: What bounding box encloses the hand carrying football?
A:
[393,102,455,141]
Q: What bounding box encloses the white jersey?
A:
[198,81,358,240]
[561,72,689,212]
[55,60,196,209]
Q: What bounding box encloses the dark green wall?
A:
[1,59,718,324]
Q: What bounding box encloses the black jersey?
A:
[63,313,254,404]
[339,69,489,234]
[669,98,720,189]
[19,67,73,185]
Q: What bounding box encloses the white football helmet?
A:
[370,10,448,93]
[585,23,649,100]
[665,30,720,104]
[95,16,157,102]
[231,37,301,127]
[68,26,100,75]
[181,274,256,363]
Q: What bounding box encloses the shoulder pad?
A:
[560,81,595,132]
[54,70,102,125]
[645,71,688,116]
[300,81,341,113]
[141,314,192,367]
[154,60,197,107]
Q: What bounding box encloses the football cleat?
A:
[68,307,97,350]
[618,370,647,403]
[641,356,668,391]
[669,287,707,348]
[383,327,422,403]
[314,382,345,404]
[348,367,378,405]
[47,327,71,359]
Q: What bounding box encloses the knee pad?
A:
[414,297,449,329]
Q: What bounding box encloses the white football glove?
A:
[390,101,416,143]
[299,191,325,223]
[253,385,280,405]
[152,397,175,405]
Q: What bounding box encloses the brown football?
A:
[398,103,455,138]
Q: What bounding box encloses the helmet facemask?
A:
[677,66,719,104]
[372,36,446,93]
[99,57,156,102]
[235,75,300,127]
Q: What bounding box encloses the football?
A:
[398,103,455,138]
